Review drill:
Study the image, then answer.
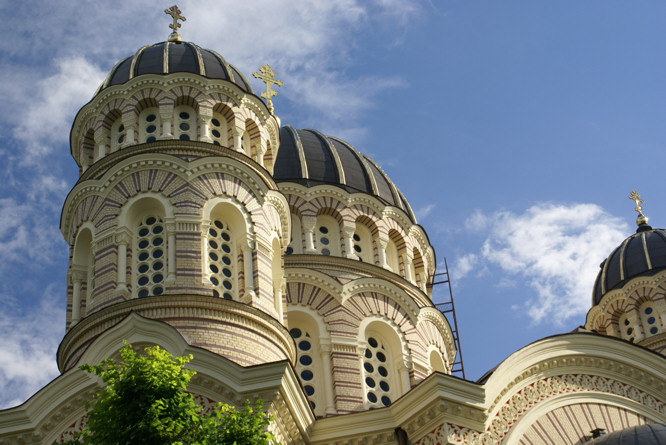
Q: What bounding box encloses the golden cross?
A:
[165,5,186,41]
[628,189,644,215]
[253,64,283,115]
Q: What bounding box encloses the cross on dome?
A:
[253,64,283,115]
[628,189,649,228]
[165,5,186,42]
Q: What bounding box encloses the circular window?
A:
[650,327,658,334]
[367,392,377,403]
[211,118,220,127]
[381,396,391,407]
[368,338,378,348]
[301,370,313,381]
[209,228,218,237]
[299,341,311,351]
[648,317,656,324]
[354,245,362,253]
[319,226,329,234]
[299,355,312,366]
[146,114,156,122]
[624,319,630,326]
[209,264,219,273]
[290,328,302,338]
[153,262,163,270]
[365,377,375,387]
[212,129,221,138]
[147,136,156,142]
[286,247,293,255]
[353,234,361,242]
[179,134,190,140]
[138,264,149,273]
[304,385,315,396]
[379,381,390,391]
[378,366,388,377]
[209,252,218,261]
[364,362,374,373]
[152,249,163,258]
[322,249,330,256]
[146,125,156,133]
[320,237,329,245]
[179,123,190,131]
[179,112,190,119]
[153,286,164,295]
[645,307,653,315]
[118,124,125,132]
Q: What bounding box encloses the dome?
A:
[586,423,666,444]
[96,41,254,95]
[273,126,416,222]
[592,224,666,305]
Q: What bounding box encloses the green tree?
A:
[61,343,277,445]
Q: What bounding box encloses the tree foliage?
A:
[61,343,277,445]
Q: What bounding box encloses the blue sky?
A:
[0,1,664,408]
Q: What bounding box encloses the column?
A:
[70,268,86,324]
[377,237,388,269]
[160,111,173,139]
[320,341,337,415]
[115,230,131,296]
[342,225,357,260]
[166,220,176,283]
[233,128,243,153]
[302,216,318,254]
[94,132,108,161]
[399,357,412,394]
[243,236,256,299]
[199,116,212,143]
[403,252,414,283]
[257,139,267,166]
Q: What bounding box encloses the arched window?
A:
[385,239,399,273]
[72,228,94,321]
[206,219,235,299]
[316,215,341,256]
[640,302,660,336]
[203,200,249,300]
[353,223,373,263]
[618,313,635,342]
[209,112,229,147]
[135,215,166,298]
[429,348,447,374]
[138,107,160,143]
[289,311,327,417]
[363,333,395,408]
[174,105,197,141]
[286,213,302,255]
[110,117,126,152]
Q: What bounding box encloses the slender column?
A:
[399,357,412,394]
[302,216,318,254]
[243,236,256,299]
[403,252,414,283]
[94,132,108,161]
[124,123,136,146]
[233,128,243,153]
[257,139,267,166]
[377,237,389,269]
[80,148,91,173]
[199,115,213,143]
[160,112,173,139]
[166,220,176,283]
[626,310,644,341]
[115,230,131,295]
[70,269,86,324]
[342,225,357,260]
[320,341,337,415]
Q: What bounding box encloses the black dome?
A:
[593,225,666,305]
[587,423,666,444]
[274,126,416,222]
[96,41,253,95]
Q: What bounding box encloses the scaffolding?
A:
[431,258,465,379]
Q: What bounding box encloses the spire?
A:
[628,189,651,232]
[165,5,186,43]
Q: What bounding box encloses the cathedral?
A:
[0,7,664,444]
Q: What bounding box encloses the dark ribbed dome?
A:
[274,126,416,222]
[587,424,666,444]
[96,41,253,95]
[593,225,666,305]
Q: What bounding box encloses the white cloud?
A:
[461,203,629,325]
[0,284,64,409]
[451,253,479,281]
[14,56,106,162]
[415,203,436,220]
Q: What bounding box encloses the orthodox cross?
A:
[628,189,645,215]
[253,64,283,115]
[165,5,186,42]
[628,189,649,226]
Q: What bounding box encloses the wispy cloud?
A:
[415,203,436,220]
[454,203,629,325]
[0,284,64,409]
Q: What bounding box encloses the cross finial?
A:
[165,5,186,42]
[252,64,283,115]
[628,189,649,228]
